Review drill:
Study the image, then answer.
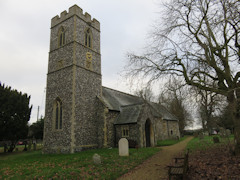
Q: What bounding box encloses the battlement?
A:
[51,5,100,31]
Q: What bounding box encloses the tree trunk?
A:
[4,143,8,153]
[228,90,240,155]
[233,96,240,155]
[234,117,240,155]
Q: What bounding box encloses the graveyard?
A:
[0,134,239,179]
[0,146,159,179]
[188,143,240,179]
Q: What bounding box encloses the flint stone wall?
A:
[115,124,139,147]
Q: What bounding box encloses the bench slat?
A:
[170,167,184,174]
[168,149,189,179]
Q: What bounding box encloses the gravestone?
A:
[213,136,220,143]
[28,140,32,151]
[193,132,198,138]
[33,139,37,151]
[219,127,231,138]
[119,138,129,156]
[219,128,226,137]
[93,153,101,165]
[203,131,209,136]
[199,133,204,140]
[226,129,231,137]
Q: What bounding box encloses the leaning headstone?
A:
[119,138,129,156]
[213,136,220,143]
[93,153,101,165]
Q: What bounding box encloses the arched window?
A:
[85,28,92,48]
[58,27,66,47]
[54,98,62,130]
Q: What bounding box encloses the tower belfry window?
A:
[54,98,62,130]
[85,28,92,48]
[58,27,66,47]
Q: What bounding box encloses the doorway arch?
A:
[145,119,152,147]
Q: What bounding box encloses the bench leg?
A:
[169,174,171,180]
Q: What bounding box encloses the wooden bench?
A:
[168,150,189,180]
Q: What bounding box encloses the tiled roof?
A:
[102,87,143,111]
[148,102,178,121]
[101,87,178,124]
[114,104,142,125]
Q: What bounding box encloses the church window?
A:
[122,126,129,137]
[85,28,92,48]
[54,98,62,130]
[58,27,66,47]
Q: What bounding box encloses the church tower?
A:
[43,5,102,153]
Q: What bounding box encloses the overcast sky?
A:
[0,0,161,124]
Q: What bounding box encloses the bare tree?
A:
[217,103,234,132]
[158,77,192,136]
[134,86,155,102]
[126,0,240,154]
[194,88,226,132]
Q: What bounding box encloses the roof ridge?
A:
[120,103,143,108]
[148,101,179,121]
[146,101,163,117]
[102,86,141,99]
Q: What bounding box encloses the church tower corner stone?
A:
[43,5,102,153]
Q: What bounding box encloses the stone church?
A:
[43,5,180,154]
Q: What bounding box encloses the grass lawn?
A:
[157,136,188,146]
[0,147,160,179]
[186,135,234,152]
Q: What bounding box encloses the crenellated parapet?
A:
[51,4,100,31]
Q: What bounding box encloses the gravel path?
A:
[117,136,193,180]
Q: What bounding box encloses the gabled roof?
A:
[101,87,178,124]
[148,102,178,121]
[102,87,143,111]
